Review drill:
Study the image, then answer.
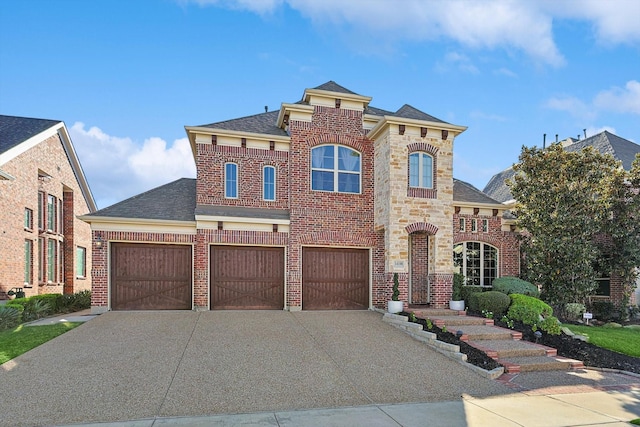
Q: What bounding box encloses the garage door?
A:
[111,243,192,310]
[302,247,369,310]
[210,246,284,310]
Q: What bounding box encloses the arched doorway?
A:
[410,232,430,304]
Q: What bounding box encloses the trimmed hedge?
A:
[3,291,91,325]
[461,285,484,305]
[469,291,511,317]
[507,294,560,335]
[492,277,540,298]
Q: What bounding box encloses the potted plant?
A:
[449,273,465,311]
[388,273,404,313]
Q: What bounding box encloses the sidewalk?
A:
[25,309,96,326]
[54,387,640,426]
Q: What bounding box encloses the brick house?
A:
[484,131,640,305]
[0,115,96,300]
[81,82,519,313]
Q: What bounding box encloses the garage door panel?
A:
[111,243,192,311]
[303,247,369,310]
[211,246,284,310]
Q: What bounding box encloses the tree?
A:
[509,144,640,309]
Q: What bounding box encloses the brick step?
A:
[448,324,520,341]
[499,356,585,373]
[467,339,556,359]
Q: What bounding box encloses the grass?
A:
[0,322,81,365]
[563,323,640,358]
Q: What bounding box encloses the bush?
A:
[32,294,65,313]
[589,300,617,321]
[452,273,464,300]
[72,290,91,310]
[461,285,484,304]
[470,291,511,317]
[0,306,22,330]
[563,303,586,321]
[507,294,559,334]
[492,277,540,298]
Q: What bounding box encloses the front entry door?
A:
[410,232,429,304]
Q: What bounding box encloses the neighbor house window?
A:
[38,237,44,282]
[311,145,361,193]
[24,239,33,285]
[224,163,238,198]
[76,246,86,278]
[453,242,498,286]
[409,152,433,189]
[47,239,56,282]
[38,192,45,230]
[24,208,33,230]
[263,166,276,201]
[47,195,56,232]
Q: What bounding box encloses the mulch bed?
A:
[403,312,640,374]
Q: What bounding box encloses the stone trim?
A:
[405,222,439,235]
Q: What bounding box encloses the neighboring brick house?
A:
[81,82,519,313]
[0,115,96,300]
[484,131,640,305]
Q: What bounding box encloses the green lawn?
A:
[0,322,81,365]
[563,324,640,358]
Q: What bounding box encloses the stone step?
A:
[431,315,491,326]
[467,339,556,359]
[499,356,585,373]
[448,324,521,341]
[411,308,464,318]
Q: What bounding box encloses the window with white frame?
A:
[224,163,238,198]
[453,242,498,286]
[459,218,465,232]
[76,246,86,278]
[263,166,276,201]
[311,145,361,193]
[47,195,56,232]
[24,239,33,285]
[409,152,433,189]
[482,219,489,232]
[471,219,477,232]
[47,239,56,283]
[24,208,33,230]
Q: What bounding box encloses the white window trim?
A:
[409,152,434,189]
[263,165,276,201]
[310,144,362,194]
[453,242,499,287]
[224,162,238,199]
[459,218,465,232]
[76,246,86,278]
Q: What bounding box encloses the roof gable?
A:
[0,115,61,154]
[198,110,287,137]
[394,104,447,124]
[311,81,360,95]
[454,179,502,205]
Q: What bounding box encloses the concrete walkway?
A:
[2,310,639,427]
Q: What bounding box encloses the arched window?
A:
[263,165,276,201]
[453,242,498,286]
[311,145,361,194]
[224,163,238,198]
[409,152,433,189]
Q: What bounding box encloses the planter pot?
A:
[388,300,404,313]
[449,300,465,311]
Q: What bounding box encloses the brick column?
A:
[63,191,74,294]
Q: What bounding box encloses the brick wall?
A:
[0,132,92,299]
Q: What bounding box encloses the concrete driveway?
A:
[0,310,510,427]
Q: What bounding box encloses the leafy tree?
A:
[509,144,640,308]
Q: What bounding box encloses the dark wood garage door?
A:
[111,243,192,310]
[302,247,369,310]
[210,246,284,310]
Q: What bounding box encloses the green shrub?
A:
[590,300,617,321]
[32,294,65,313]
[507,294,560,334]
[461,285,484,304]
[492,277,540,297]
[72,290,91,310]
[0,306,22,330]
[470,291,511,317]
[452,273,464,300]
[564,303,586,321]
[21,299,51,322]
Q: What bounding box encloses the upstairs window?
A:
[224,163,238,198]
[47,195,56,232]
[76,246,86,278]
[311,145,361,194]
[409,152,433,189]
[263,166,276,201]
[24,208,33,230]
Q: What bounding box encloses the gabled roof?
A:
[453,179,503,205]
[198,110,287,137]
[0,115,61,154]
[483,131,640,203]
[0,114,97,211]
[82,178,196,222]
[311,80,360,95]
[393,104,446,124]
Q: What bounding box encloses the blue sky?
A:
[1,0,639,209]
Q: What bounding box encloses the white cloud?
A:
[494,67,517,78]
[545,96,597,121]
[181,0,283,14]
[585,126,616,138]
[70,122,196,209]
[594,80,640,115]
[436,52,479,74]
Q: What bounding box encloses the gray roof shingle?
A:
[483,131,640,202]
[394,104,447,123]
[0,115,61,154]
[311,81,360,95]
[454,179,502,205]
[85,178,197,222]
[198,110,287,137]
